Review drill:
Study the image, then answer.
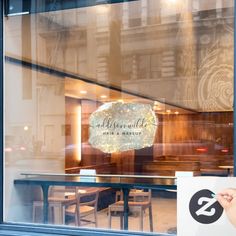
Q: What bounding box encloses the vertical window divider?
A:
[0,0,3,224]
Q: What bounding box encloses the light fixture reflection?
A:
[100,95,107,99]
[96,4,110,14]
[166,0,177,5]
[76,105,82,163]
[154,106,162,111]
[80,90,87,94]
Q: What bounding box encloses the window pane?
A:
[4,0,234,234]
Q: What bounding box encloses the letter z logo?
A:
[189,189,223,224]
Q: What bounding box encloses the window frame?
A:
[0,0,236,235]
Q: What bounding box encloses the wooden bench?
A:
[142,161,200,176]
[153,155,233,176]
[65,162,117,174]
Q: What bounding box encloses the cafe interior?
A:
[4,0,234,234]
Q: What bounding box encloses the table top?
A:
[14,174,177,190]
[218,165,234,169]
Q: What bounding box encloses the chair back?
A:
[117,189,152,203]
[130,189,152,204]
[49,186,76,198]
[75,187,99,210]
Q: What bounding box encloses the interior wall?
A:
[65,99,111,170]
[65,97,81,168]
[81,100,110,166]
[111,150,135,174]
[160,112,233,156]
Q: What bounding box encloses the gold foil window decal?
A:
[89,102,158,153]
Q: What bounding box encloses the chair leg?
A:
[62,206,65,225]
[32,204,36,223]
[49,206,54,224]
[75,212,80,226]
[108,207,112,228]
[120,212,124,230]
[140,208,143,231]
[58,205,63,224]
[149,205,153,232]
[94,210,97,227]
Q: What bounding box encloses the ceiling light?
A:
[154,106,162,111]
[100,95,107,99]
[96,5,110,14]
[174,111,179,115]
[166,110,171,113]
[80,90,87,94]
[118,99,124,102]
[24,126,29,131]
[166,0,177,5]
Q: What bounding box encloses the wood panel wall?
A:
[65,99,112,170]
[65,97,81,168]
[65,97,233,175]
[159,112,233,157]
[80,100,111,166]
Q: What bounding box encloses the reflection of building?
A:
[7,1,234,111]
[3,0,235,229]
[4,0,234,166]
[118,0,234,111]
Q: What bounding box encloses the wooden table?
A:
[14,174,176,230]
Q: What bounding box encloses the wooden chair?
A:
[115,189,144,202]
[65,187,99,227]
[32,186,76,224]
[108,189,153,231]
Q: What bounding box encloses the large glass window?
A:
[4,0,234,234]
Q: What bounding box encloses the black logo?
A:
[189,189,223,224]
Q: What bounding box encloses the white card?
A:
[178,177,236,236]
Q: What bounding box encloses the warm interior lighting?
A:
[24,126,28,131]
[174,111,179,115]
[5,147,12,152]
[76,105,82,163]
[168,0,177,3]
[80,90,87,94]
[118,99,124,102]
[100,95,107,99]
[221,148,229,153]
[196,147,208,153]
[165,0,177,6]
[166,110,171,113]
[154,106,162,111]
[96,4,110,14]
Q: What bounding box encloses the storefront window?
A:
[4,0,234,234]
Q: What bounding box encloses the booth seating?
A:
[148,155,233,176]
[65,163,117,174]
[142,160,200,176]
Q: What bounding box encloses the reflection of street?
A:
[5,134,64,167]
[153,141,230,156]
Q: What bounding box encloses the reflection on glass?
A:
[4,0,234,234]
